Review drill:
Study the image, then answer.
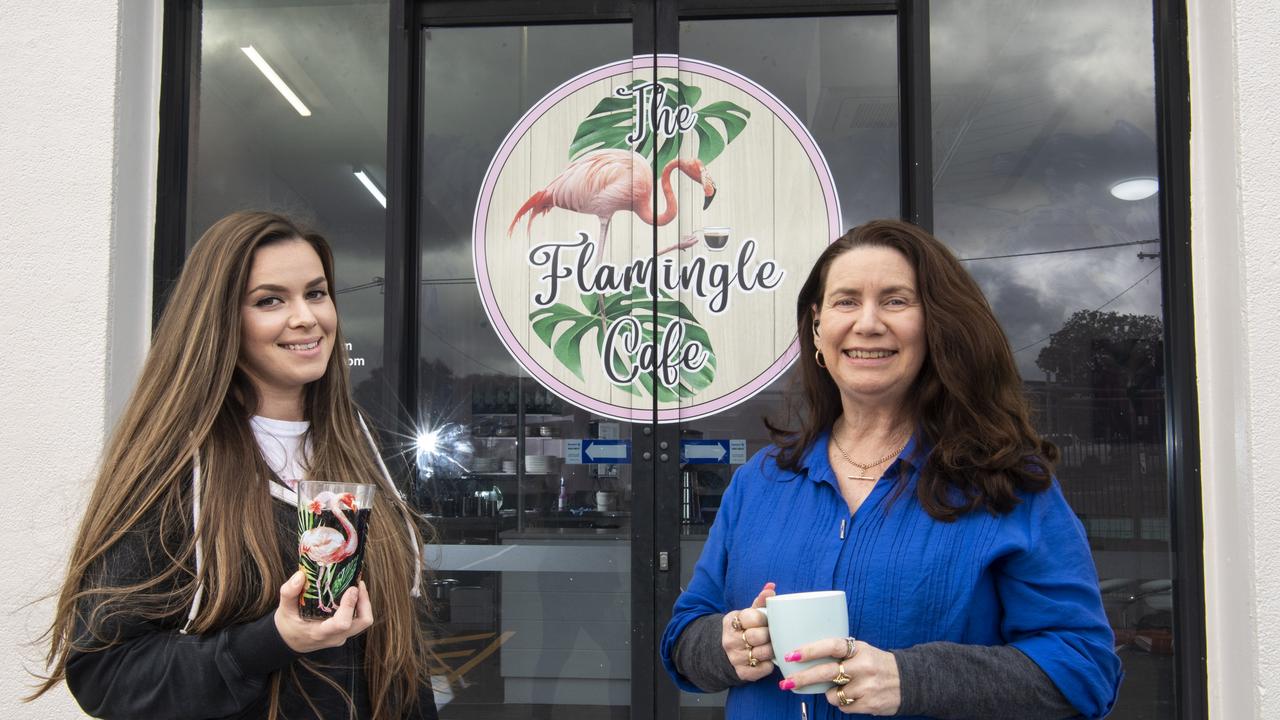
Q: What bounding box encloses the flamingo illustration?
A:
[299,491,360,612]
[509,148,716,251]
[509,148,717,320]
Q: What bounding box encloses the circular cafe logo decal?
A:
[474,55,840,423]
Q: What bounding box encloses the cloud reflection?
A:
[931,0,1163,377]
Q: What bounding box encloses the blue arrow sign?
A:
[565,439,632,465]
[682,439,728,463]
[682,439,747,465]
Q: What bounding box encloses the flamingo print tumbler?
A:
[297,481,376,619]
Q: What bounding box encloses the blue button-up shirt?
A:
[661,431,1121,719]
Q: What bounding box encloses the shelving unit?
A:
[468,377,577,534]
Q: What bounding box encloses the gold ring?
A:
[741,629,753,650]
[836,687,854,707]
[747,648,759,667]
[731,613,744,632]
[832,662,851,686]
[843,636,858,659]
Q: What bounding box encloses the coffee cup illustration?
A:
[702,226,730,251]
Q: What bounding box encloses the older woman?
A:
[661,220,1121,719]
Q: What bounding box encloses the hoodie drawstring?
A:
[357,414,423,598]
[181,448,205,635]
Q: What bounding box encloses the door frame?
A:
[653,3,928,717]
[147,0,1206,716]
[393,2,928,716]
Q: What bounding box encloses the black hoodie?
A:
[65,482,437,720]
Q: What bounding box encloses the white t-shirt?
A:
[251,415,311,494]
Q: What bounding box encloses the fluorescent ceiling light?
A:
[354,170,387,208]
[240,45,311,117]
[1109,177,1158,201]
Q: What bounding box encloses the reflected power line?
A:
[336,276,505,374]
[423,277,478,285]
[347,240,1161,295]
[1013,264,1162,355]
[337,277,483,293]
[959,239,1158,262]
[336,277,384,295]
[419,320,508,375]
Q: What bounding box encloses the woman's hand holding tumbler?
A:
[274,571,374,653]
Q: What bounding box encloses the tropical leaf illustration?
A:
[301,562,319,600]
[297,504,321,599]
[569,77,750,170]
[530,302,602,380]
[528,286,716,400]
[298,503,318,532]
[568,79,644,160]
[332,557,359,595]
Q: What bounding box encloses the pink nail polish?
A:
[785,651,802,662]
[778,679,796,691]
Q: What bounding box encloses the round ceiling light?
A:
[1110,177,1159,201]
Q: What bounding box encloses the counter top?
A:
[500,527,628,542]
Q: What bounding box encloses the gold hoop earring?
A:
[815,349,827,368]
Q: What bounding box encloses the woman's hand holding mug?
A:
[779,637,901,716]
[722,582,776,681]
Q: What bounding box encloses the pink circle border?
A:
[472,55,841,423]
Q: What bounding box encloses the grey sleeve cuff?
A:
[893,642,1079,719]
[671,613,747,693]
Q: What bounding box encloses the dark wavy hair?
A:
[765,219,1057,521]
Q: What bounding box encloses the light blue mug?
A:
[759,590,849,694]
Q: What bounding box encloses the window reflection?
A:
[181,1,1183,717]
[932,0,1172,716]
[682,16,899,227]
[676,15,901,716]
[420,24,635,717]
[190,1,389,393]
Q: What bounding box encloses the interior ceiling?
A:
[195,1,1164,376]
[196,1,389,235]
[199,0,1157,231]
[197,0,1162,257]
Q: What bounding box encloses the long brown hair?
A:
[33,211,434,717]
[766,219,1057,520]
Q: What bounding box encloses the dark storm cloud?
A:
[969,266,1049,340]
[944,119,1164,377]
[927,0,1165,377]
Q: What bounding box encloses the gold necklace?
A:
[829,431,908,482]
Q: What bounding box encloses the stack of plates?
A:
[472,457,500,473]
[524,455,554,474]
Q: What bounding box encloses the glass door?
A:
[412,3,907,719]
[666,12,903,717]
[416,15,642,719]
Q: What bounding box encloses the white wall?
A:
[1191,0,1280,717]
[0,1,159,716]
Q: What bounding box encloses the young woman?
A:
[33,211,438,719]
